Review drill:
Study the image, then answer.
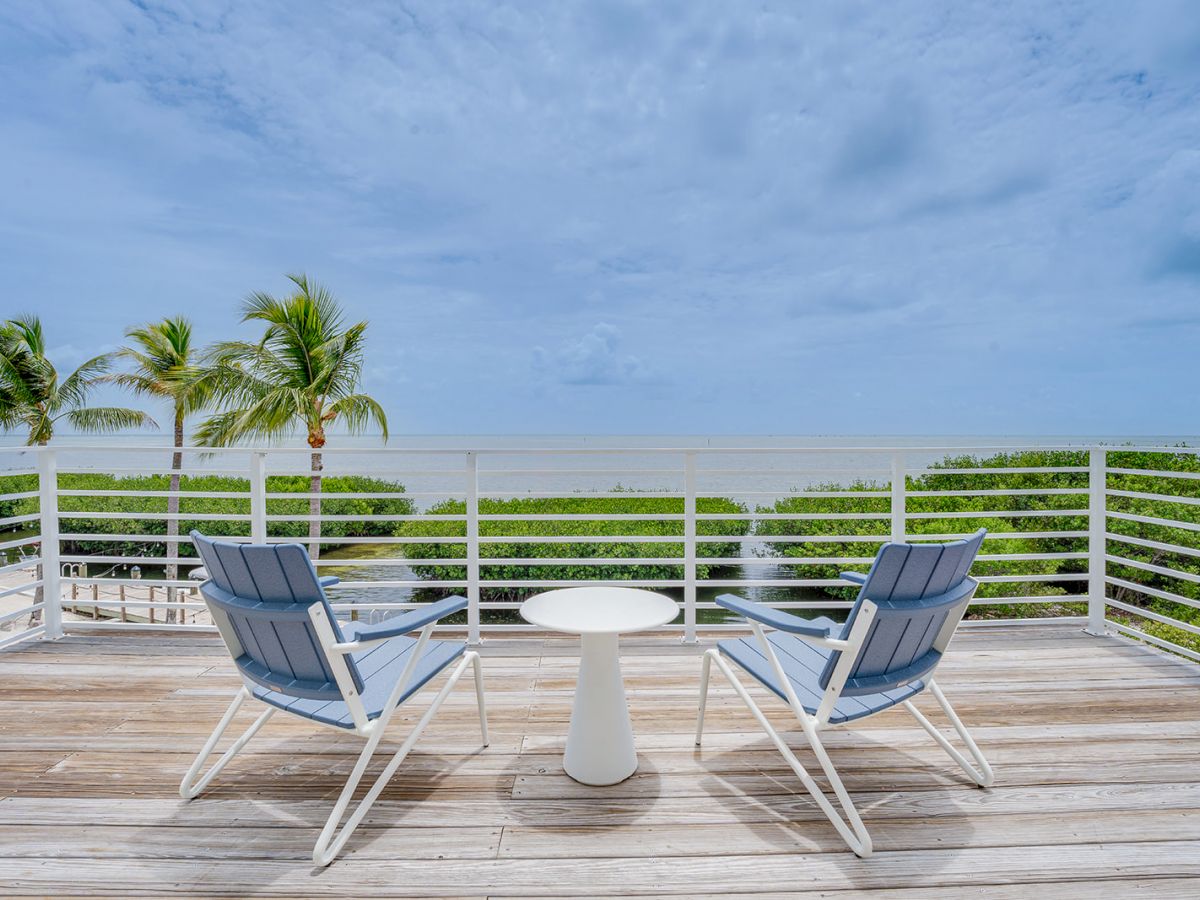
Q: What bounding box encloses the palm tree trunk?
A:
[309,450,323,560]
[165,410,184,624]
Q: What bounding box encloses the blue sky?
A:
[2,1,1199,436]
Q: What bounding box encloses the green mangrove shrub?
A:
[8,472,411,559]
[1103,448,1200,653]
[397,493,750,604]
[755,450,1093,619]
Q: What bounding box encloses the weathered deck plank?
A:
[2,625,1199,897]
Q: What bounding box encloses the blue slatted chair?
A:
[696,529,992,857]
[180,531,488,866]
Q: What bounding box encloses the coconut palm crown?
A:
[106,316,212,620]
[0,315,156,445]
[196,274,388,555]
[107,317,212,460]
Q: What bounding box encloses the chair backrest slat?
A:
[820,529,985,696]
[191,531,363,700]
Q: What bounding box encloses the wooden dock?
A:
[2,625,1200,897]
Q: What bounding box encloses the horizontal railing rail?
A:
[0,441,1193,657]
[0,446,50,648]
[1093,447,1200,662]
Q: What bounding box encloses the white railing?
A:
[0,442,1196,657]
[0,445,49,648]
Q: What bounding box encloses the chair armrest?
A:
[319,575,340,589]
[840,571,868,586]
[715,594,832,639]
[343,595,468,643]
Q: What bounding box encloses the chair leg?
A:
[469,650,490,746]
[695,648,716,745]
[180,687,276,799]
[311,653,477,866]
[903,679,994,787]
[708,652,873,857]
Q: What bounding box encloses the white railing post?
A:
[890,452,906,544]
[683,452,697,644]
[249,451,268,543]
[37,448,63,640]
[1085,447,1107,636]
[466,451,481,645]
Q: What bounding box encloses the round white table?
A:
[520,586,679,786]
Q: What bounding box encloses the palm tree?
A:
[196,275,388,557]
[106,318,212,621]
[0,315,156,622]
[0,316,156,444]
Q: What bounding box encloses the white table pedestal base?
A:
[563,632,638,786]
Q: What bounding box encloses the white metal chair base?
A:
[903,679,994,789]
[696,648,993,858]
[179,686,276,800]
[180,649,488,866]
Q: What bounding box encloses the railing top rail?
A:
[3,441,1196,456]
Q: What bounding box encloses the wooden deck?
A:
[3,625,1200,897]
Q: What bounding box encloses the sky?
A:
[1,1,1199,437]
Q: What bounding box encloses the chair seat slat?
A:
[718,630,925,724]
[191,534,367,698]
[819,529,986,693]
[251,637,465,728]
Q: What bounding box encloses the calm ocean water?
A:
[3,433,1194,494]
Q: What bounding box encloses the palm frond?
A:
[315,320,368,397]
[0,339,40,408]
[325,393,389,439]
[0,319,52,442]
[111,317,207,408]
[64,406,158,434]
[241,292,291,327]
[0,317,159,443]
[103,371,172,399]
[8,315,45,356]
[58,354,116,410]
[0,403,36,433]
[190,410,246,448]
[203,277,386,449]
[194,388,305,446]
[204,339,260,364]
[0,318,54,404]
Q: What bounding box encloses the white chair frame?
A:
[695,597,993,858]
[180,605,489,866]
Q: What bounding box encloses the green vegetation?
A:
[1104,449,1200,654]
[755,448,1200,650]
[0,316,157,616]
[4,472,411,560]
[196,275,389,558]
[3,445,1199,657]
[397,493,750,610]
[908,450,1090,618]
[0,315,155,445]
[753,480,891,605]
[105,317,215,618]
[0,276,391,568]
[107,317,214,456]
[755,450,1091,619]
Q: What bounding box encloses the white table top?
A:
[520,587,679,635]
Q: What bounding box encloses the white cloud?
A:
[1,1,1199,432]
[533,323,650,386]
